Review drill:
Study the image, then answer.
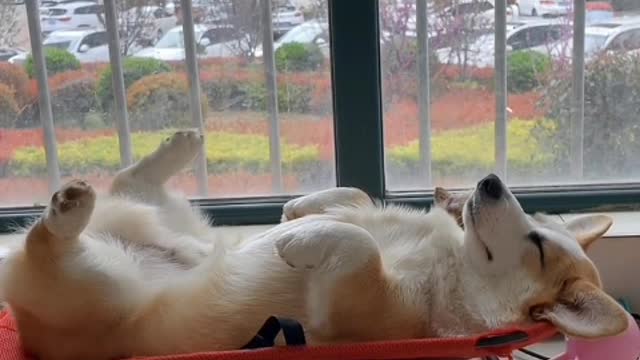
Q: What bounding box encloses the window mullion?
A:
[328,0,386,199]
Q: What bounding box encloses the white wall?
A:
[588,236,640,312]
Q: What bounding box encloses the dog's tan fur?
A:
[0,131,629,360]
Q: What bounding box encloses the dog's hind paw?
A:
[156,130,203,165]
[44,179,96,239]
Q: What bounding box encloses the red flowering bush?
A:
[0,63,30,107]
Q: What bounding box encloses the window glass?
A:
[381,0,640,190]
[0,0,335,206]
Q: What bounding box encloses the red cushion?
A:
[0,310,557,360]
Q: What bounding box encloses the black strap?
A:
[241,316,307,349]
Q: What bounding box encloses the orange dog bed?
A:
[0,310,557,360]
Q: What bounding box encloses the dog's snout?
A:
[478,173,503,200]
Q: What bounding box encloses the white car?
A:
[40,1,104,36]
[436,19,571,67]
[164,1,176,16]
[399,0,518,47]
[0,48,27,62]
[517,0,571,17]
[255,20,330,59]
[132,24,244,62]
[9,29,110,65]
[272,1,305,36]
[583,20,640,59]
[120,6,177,44]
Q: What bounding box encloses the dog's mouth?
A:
[468,195,494,262]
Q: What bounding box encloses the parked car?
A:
[40,1,104,36]
[272,1,305,37]
[436,19,571,67]
[516,0,571,17]
[120,6,177,44]
[586,1,614,25]
[583,19,640,59]
[0,48,27,62]
[164,1,176,16]
[132,24,244,61]
[255,20,329,59]
[399,0,518,48]
[9,29,110,65]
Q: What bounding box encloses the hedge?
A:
[9,131,320,176]
[126,72,208,131]
[540,53,640,179]
[25,48,80,78]
[0,84,20,128]
[388,119,556,174]
[97,57,172,111]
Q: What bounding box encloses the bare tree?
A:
[98,0,171,55]
[207,0,264,59]
[0,3,20,47]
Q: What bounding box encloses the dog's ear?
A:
[434,187,451,205]
[565,215,613,250]
[531,279,628,339]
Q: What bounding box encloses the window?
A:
[0,0,334,210]
[48,8,67,16]
[381,0,640,194]
[2,0,640,230]
[75,5,103,15]
[80,31,108,49]
[608,28,640,52]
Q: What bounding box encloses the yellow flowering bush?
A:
[10,131,319,176]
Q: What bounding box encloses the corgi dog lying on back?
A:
[0,130,628,360]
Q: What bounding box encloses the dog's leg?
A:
[282,187,373,222]
[274,219,420,341]
[110,130,203,203]
[3,180,150,358]
[19,180,146,317]
[109,130,213,242]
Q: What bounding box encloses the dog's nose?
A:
[478,173,503,200]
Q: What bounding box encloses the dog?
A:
[0,130,629,360]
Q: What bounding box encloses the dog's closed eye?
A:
[527,231,545,268]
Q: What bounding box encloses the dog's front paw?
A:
[274,220,379,274]
[275,231,325,270]
[44,179,96,238]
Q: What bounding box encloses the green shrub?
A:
[389,119,556,175]
[538,53,640,179]
[25,48,80,78]
[507,51,551,93]
[97,57,171,111]
[9,131,320,176]
[126,72,208,131]
[0,83,20,128]
[242,81,313,113]
[275,42,324,72]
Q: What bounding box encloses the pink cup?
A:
[550,312,640,360]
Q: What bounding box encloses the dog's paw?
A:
[157,130,203,162]
[44,179,96,238]
[275,221,379,274]
[275,231,324,270]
